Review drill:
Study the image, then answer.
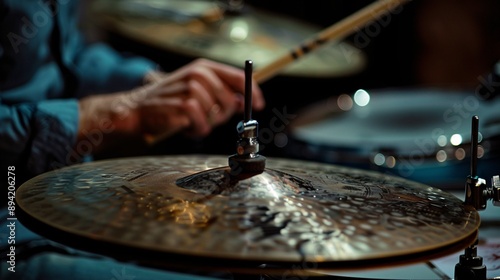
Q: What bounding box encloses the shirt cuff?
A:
[27,99,79,175]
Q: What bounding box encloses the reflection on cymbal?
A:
[91,0,366,77]
[16,155,478,273]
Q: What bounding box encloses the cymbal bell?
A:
[16,155,479,274]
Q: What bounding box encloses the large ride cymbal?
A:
[91,0,366,78]
[16,155,478,273]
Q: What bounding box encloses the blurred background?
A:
[80,0,500,189]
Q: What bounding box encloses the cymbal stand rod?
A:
[455,115,495,280]
[464,116,487,210]
[455,113,500,279]
[244,60,252,122]
[471,115,479,177]
[463,116,500,210]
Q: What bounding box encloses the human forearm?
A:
[77,91,142,154]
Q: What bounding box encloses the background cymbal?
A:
[91,0,366,77]
[16,155,479,273]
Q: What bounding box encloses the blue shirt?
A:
[0,0,155,179]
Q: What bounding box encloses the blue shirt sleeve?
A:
[61,1,156,96]
[0,99,79,178]
[73,43,156,97]
[0,0,157,180]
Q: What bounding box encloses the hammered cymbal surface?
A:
[17,155,479,265]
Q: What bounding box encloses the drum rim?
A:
[287,88,500,166]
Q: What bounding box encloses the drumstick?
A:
[253,0,411,83]
[145,0,410,145]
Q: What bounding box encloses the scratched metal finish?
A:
[17,155,479,264]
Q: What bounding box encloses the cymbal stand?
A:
[454,116,500,280]
[228,60,266,177]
